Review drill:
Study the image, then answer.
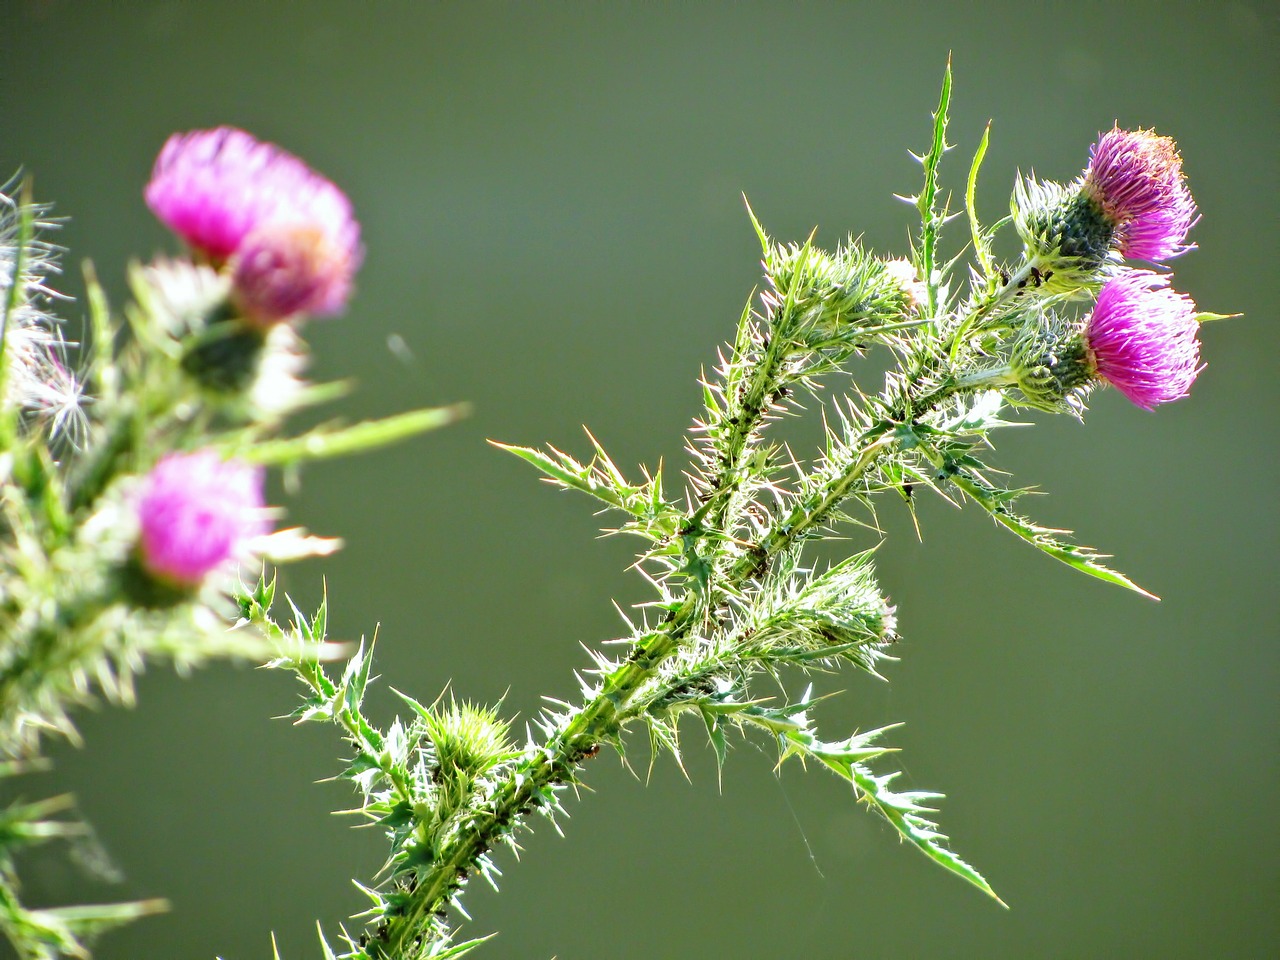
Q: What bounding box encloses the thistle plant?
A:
[0,66,1224,959]
[0,131,456,957]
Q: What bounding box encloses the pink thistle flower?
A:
[135,450,268,588]
[144,127,361,313]
[1085,271,1203,410]
[1082,128,1197,262]
[231,221,354,324]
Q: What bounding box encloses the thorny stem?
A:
[0,590,118,746]
[698,317,791,535]
[371,605,694,957]
[946,257,1041,364]
[368,333,989,951]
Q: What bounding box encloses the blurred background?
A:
[2,2,1276,957]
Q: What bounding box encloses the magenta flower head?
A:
[144,127,361,316]
[135,450,268,589]
[1081,127,1197,262]
[231,221,354,324]
[1084,270,1203,409]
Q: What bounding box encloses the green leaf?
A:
[239,404,469,466]
[947,468,1157,599]
[783,726,1005,906]
[425,933,498,959]
[966,120,995,279]
[915,56,952,317]
[492,434,676,534]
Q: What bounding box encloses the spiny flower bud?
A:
[1008,310,1095,415]
[763,241,918,341]
[422,700,515,781]
[134,450,268,591]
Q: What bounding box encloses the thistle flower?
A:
[1011,271,1202,412]
[1084,270,1202,409]
[134,450,268,589]
[1081,127,1197,262]
[882,257,927,313]
[1013,128,1196,286]
[144,127,361,319]
[231,221,355,324]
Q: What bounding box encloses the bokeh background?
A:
[2,2,1277,958]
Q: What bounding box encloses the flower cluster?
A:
[1006,128,1204,412]
[146,127,362,325]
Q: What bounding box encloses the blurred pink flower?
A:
[145,127,361,316]
[135,450,268,587]
[232,222,354,323]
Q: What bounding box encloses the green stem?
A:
[370,600,695,957]
[946,258,1039,364]
[731,435,895,582]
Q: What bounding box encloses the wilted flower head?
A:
[1081,127,1197,262]
[1084,270,1202,409]
[1,182,83,437]
[144,127,361,318]
[135,450,268,588]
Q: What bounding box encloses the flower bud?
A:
[763,241,919,342]
[1009,312,1094,414]
[422,701,514,781]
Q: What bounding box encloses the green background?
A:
[3,2,1277,957]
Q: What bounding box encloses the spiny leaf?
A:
[492,436,676,532]
[781,726,1004,906]
[948,469,1156,599]
[966,121,995,279]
